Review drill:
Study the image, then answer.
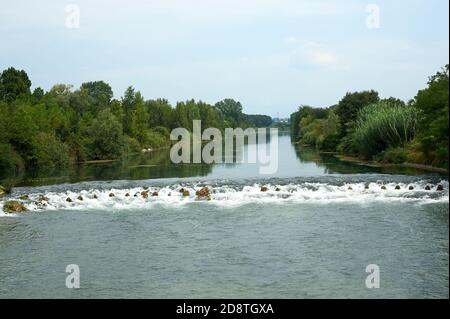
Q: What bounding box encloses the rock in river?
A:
[196,187,210,200]
[3,200,27,213]
[0,185,11,196]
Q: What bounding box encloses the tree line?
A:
[290,65,449,169]
[0,67,272,175]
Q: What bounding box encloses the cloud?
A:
[284,39,338,67]
[303,42,337,66]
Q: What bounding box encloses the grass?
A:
[352,102,419,158]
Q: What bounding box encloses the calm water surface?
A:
[0,135,448,298]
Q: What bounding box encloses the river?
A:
[0,135,448,298]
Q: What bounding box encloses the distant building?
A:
[272,117,290,124]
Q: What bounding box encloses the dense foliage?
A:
[413,65,449,167]
[291,65,449,168]
[351,102,419,158]
[0,68,271,175]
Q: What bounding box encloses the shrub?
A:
[83,109,124,160]
[123,136,142,155]
[142,129,169,149]
[0,143,24,173]
[299,111,340,151]
[30,133,72,169]
[153,126,171,138]
[379,147,408,164]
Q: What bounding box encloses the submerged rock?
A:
[39,195,49,201]
[437,184,444,191]
[3,200,27,213]
[348,186,353,191]
[19,194,29,200]
[36,201,47,208]
[275,187,281,192]
[364,183,370,190]
[381,185,387,190]
[260,186,269,192]
[182,190,190,197]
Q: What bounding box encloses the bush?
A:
[153,126,170,138]
[83,109,124,160]
[30,133,72,170]
[412,65,448,167]
[0,143,24,173]
[142,129,169,149]
[123,136,142,155]
[378,147,408,164]
[298,111,340,151]
[351,102,419,158]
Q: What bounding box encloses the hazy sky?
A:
[1,0,448,117]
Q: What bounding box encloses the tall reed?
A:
[352,102,419,157]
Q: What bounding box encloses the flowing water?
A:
[0,135,448,298]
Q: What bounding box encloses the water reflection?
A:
[292,142,444,176]
[1,135,445,187]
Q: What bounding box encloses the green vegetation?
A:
[351,102,419,158]
[291,105,340,152]
[291,65,449,169]
[0,67,272,177]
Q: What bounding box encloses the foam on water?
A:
[1,179,448,214]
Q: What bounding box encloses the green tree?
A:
[130,92,149,144]
[413,65,449,166]
[214,99,244,127]
[173,102,189,129]
[335,90,380,135]
[199,101,222,129]
[80,81,113,114]
[30,132,71,170]
[0,67,32,102]
[146,98,174,129]
[84,109,124,160]
[380,97,405,107]
[122,86,137,135]
[32,87,45,100]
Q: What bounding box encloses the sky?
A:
[0,0,448,117]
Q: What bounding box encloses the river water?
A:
[0,135,448,298]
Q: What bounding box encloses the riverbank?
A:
[336,154,449,174]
